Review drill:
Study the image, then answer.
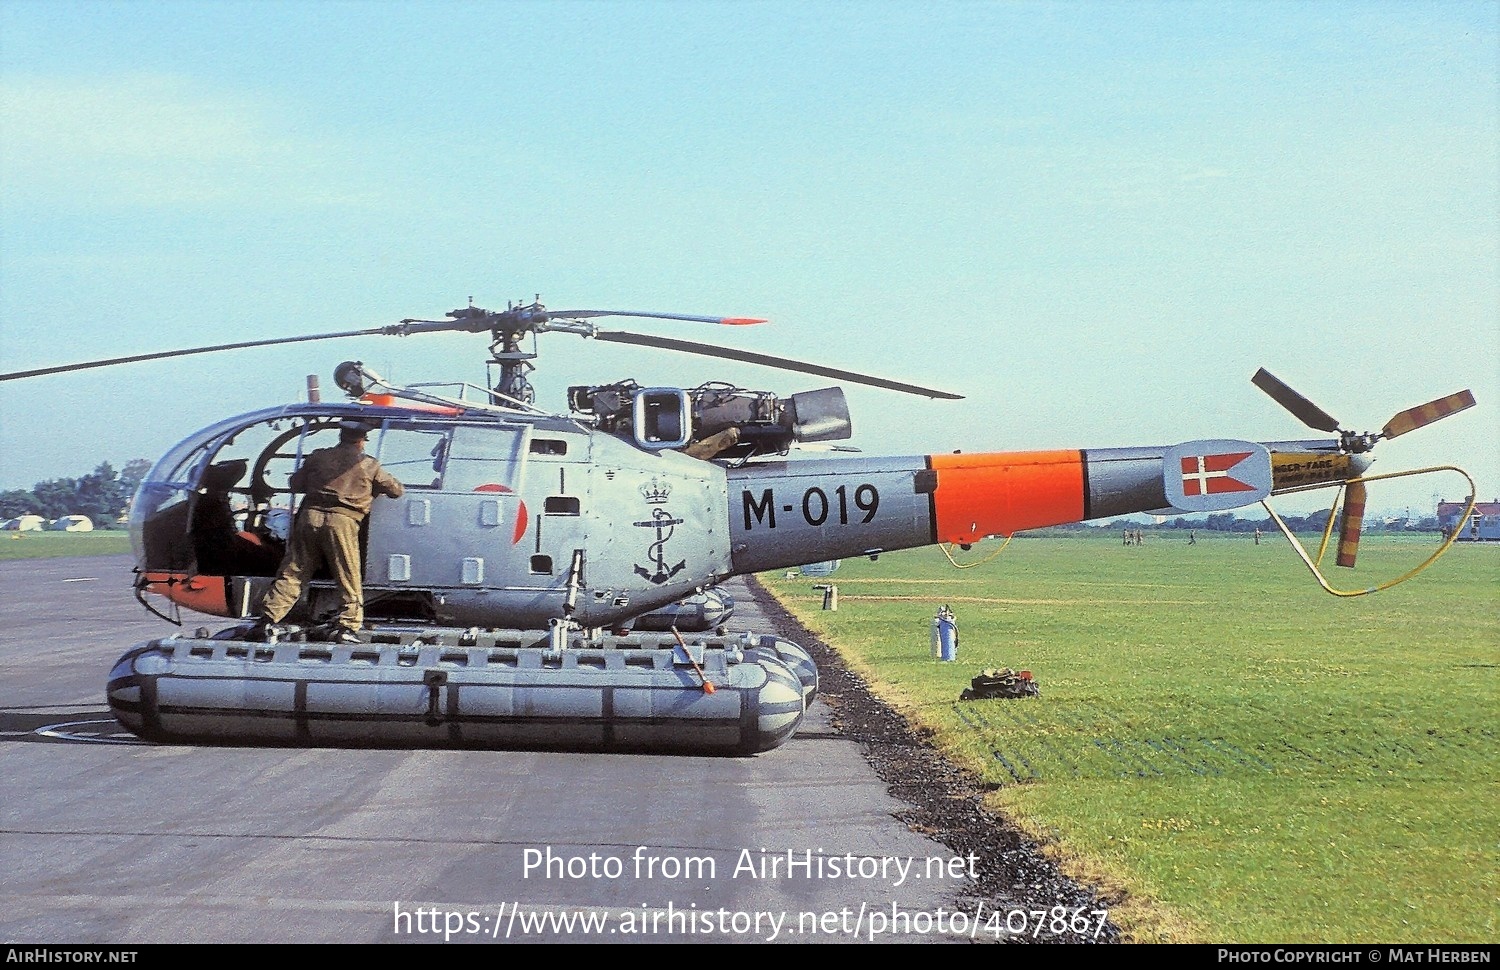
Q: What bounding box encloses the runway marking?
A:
[0,892,393,915]
[832,594,1211,606]
[33,718,146,745]
[62,577,99,583]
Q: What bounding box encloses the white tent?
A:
[50,515,94,532]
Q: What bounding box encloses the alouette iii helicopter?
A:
[1,297,1479,755]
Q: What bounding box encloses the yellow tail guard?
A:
[1263,466,1476,597]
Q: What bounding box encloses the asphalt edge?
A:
[741,573,1124,944]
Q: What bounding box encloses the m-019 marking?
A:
[741,483,880,530]
[726,458,934,574]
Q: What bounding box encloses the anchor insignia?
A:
[633,477,686,584]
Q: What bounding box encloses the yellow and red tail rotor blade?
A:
[1382,390,1476,440]
[1336,480,1367,568]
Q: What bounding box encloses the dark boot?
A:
[245,616,281,642]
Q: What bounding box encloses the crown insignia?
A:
[640,478,672,504]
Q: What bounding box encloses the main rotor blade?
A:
[1251,368,1342,433]
[0,328,390,382]
[552,310,767,326]
[1335,479,1367,568]
[1381,389,1476,440]
[594,331,964,400]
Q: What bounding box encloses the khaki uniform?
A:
[259,441,404,629]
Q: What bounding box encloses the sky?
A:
[1,0,1496,521]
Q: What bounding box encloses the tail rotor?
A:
[1251,368,1476,591]
[1254,367,1475,454]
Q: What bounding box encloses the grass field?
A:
[0,530,132,560]
[762,531,1499,943]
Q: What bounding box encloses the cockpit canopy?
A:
[128,404,544,576]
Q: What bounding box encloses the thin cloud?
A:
[0,73,376,209]
[1180,167,1230,182]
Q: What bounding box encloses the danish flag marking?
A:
[1180,452,1257,496]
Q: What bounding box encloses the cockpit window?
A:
[254,421,342,496]
[132,412,330,573]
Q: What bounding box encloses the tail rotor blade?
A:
[1252,368,1342,433]
[1336,479,1367,568]
[1382,390,1476,440]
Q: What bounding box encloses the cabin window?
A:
[442,426,526,492]
[373,427,451,489]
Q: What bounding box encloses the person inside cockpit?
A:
[190,459,284,576]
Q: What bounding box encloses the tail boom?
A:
[725,440,1324,574]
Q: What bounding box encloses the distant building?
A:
[1437,500,1500,541]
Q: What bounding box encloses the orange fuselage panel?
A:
[141,572,231,617]
[928,450,1086,543]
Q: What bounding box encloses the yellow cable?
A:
[1313,482,1342,568]
[940,534,1014,569]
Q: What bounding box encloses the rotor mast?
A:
[400,298,562,407]
[468,299,543,406]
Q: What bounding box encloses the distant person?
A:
[251,419,404,643]
[1254,528,1262,545]
[1188,530,1196,545]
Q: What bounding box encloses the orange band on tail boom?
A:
[928,451,1086,543]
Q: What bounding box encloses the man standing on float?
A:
[252,419,404,642]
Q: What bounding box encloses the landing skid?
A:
[106,621,818,755]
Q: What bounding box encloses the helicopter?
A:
[0,298,1479,753]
